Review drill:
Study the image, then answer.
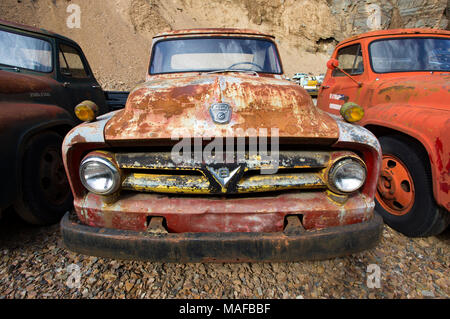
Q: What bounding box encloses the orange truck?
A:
[317,29,450,237]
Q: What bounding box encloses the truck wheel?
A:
[375,135,449,237]
[14,131,73,225]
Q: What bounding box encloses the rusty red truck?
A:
[317,28,450,237]
[0,20,128,224]
[61,28,383,262]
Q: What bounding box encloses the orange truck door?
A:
[318,43,367,115]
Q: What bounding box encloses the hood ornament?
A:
[210,103,232,124]
[206,166,241,189]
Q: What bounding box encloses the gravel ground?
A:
[0,209,448,299]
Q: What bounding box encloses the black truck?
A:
[0,19,128,224]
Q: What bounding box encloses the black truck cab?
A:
[0,19,128,224]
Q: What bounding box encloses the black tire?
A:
[375,135,450,237]
[14,131,73,225]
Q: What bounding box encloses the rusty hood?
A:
[104,73,339,143]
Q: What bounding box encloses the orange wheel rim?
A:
[376,154,415,216]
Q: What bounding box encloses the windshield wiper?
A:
[205,69,259,76]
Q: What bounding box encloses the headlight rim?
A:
[328,156,367,194]
[79,155,121,195]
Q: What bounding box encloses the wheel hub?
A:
[39,146,71,205]
[376,155,415,216]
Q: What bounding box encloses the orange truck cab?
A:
[317,29,450,237]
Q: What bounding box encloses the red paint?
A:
[74,191,373,232]
[435,137,444,171]
[317,28,450,212]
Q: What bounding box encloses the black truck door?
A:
[57,42,108,115]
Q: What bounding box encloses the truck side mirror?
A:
[326,58,362,87]
[327,58,339,70]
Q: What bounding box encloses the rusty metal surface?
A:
[116,150,338,195]
[115,150,332,170]
[61,29,383,259]
[0,70,55,94]
[73,190,374,233]
[62,112,116,154]
[122,171,327,194]
[153,28,275,39]
[61,211,383,262]
[62,113,119,198]
[332,120,382,200]
[104,74,339,143]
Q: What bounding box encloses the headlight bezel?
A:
[328,157,367,194]
[79,155,121,195]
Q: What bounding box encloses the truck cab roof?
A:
[0,19,80,47]
[338,28,450,47]
[153,28,275,39]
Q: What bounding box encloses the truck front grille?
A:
[115,151,331,195]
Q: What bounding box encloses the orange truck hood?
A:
[371,73,450,112]
[104,73,339,143]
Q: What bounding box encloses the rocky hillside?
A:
[1,0,448,90]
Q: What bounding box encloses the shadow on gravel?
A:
[0,208,59,250]
[436,225,450,244]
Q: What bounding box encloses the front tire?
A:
[375,135,449,237]
[14,131,73,225]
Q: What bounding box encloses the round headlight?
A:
[328,158,366,193]
[79,156,121,195]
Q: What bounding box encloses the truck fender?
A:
[361,103,450,210]
[0,102,76,210]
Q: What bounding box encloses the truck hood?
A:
[372,73,450,112]
[104,74,338,143]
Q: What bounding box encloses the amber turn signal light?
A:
[75,100,99,122]
[340,102,364,123]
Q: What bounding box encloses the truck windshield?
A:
[150,37,282,74]
[0,29,53,73]
[369,37,450,73]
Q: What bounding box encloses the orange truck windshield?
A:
[369,37,450,73]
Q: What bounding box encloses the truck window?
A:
[0,29,52,72]
[369,37,450,73]
[333,44,364,77]
[150,37,282,74]
[59,44,89,78]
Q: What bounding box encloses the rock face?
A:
[0,0,448,88]
[330,0,448,40]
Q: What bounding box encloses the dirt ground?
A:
[0,209,448,299]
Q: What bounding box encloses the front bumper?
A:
[61,211,383,262]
